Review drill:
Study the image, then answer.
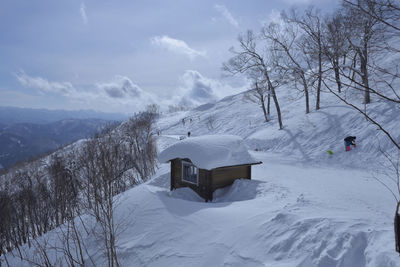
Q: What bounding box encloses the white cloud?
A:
[214,4,239,28]
[96,76,158,111]
[14,71,247,113]
[97,76,142,99]
[15,72,158,113]
[150,35,206,60]
[16,72,76,96]
[176,70,246,108]
[179,70,217,106]
[80,3,88,25]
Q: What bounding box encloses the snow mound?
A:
[213,178,265,202]
[166,179,266,203]
[158,135,260,170]
[168,187,205,202]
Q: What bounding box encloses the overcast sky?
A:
[0,0,339,114]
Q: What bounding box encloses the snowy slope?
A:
[6,150,398,266]
[158,89,400,170]
[4,86,400,266]
[121,153,398,266]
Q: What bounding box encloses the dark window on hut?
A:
[182,161,199,185]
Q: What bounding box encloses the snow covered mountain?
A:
[3,87,400,266]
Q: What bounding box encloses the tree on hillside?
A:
[282,6,324,110]
[48,155,80,226]
[244,80,271,123]
[320,0,400,253]
[322,12,349,93]
[338,0,400,106]
[344,0,400,33]
[0,108,159,265]
[262,21,312,114]
[223,30,283,129]
[78,132,127,267]
[322,0,399,149]
[121,111,158,183]
[0,190,14,255]
[342,0,386,104]
[76,111,158,267]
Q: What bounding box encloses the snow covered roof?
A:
[158,135,261,170]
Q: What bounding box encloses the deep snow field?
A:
[114,150,397,266]
[4,88,400,266]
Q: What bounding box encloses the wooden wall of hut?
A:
[170,158,252,202]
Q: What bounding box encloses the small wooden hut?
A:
[159,135,262,201]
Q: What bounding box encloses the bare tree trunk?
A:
[301,73,310,114]
[395,201,400,253]
[333,59,342,93]
[316,48,322,110]
[360,50,371,104]
[264,70,283,129]
[260,98,269,122]
[267,92,271,115]
[271,88,283,129]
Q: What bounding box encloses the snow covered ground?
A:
[119,89,400,266]
[61,150,400,266]
[4,87,400,266]
[5,141,399,266]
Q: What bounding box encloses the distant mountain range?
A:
[0,106,128,168]
[0,118,117,168]
[0,106,129,125]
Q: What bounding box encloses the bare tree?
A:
[321,0,399,146]
[244,80,270,122]
[48,155,80,226]
[283,6,324,110]
[344,0,400,32]
[262,22,312,114]
[322,12,349,93]
[321,1,400,253]
[8,233,64,267]
[223,30,283,129]
[0,107,158,265]
[333,0,400,106]
[342,0,387,104]
[78,133,124,267]
[121,111,158,182]
[56,214,96,267]
[0,190,15,255]
[77,113,157,267]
